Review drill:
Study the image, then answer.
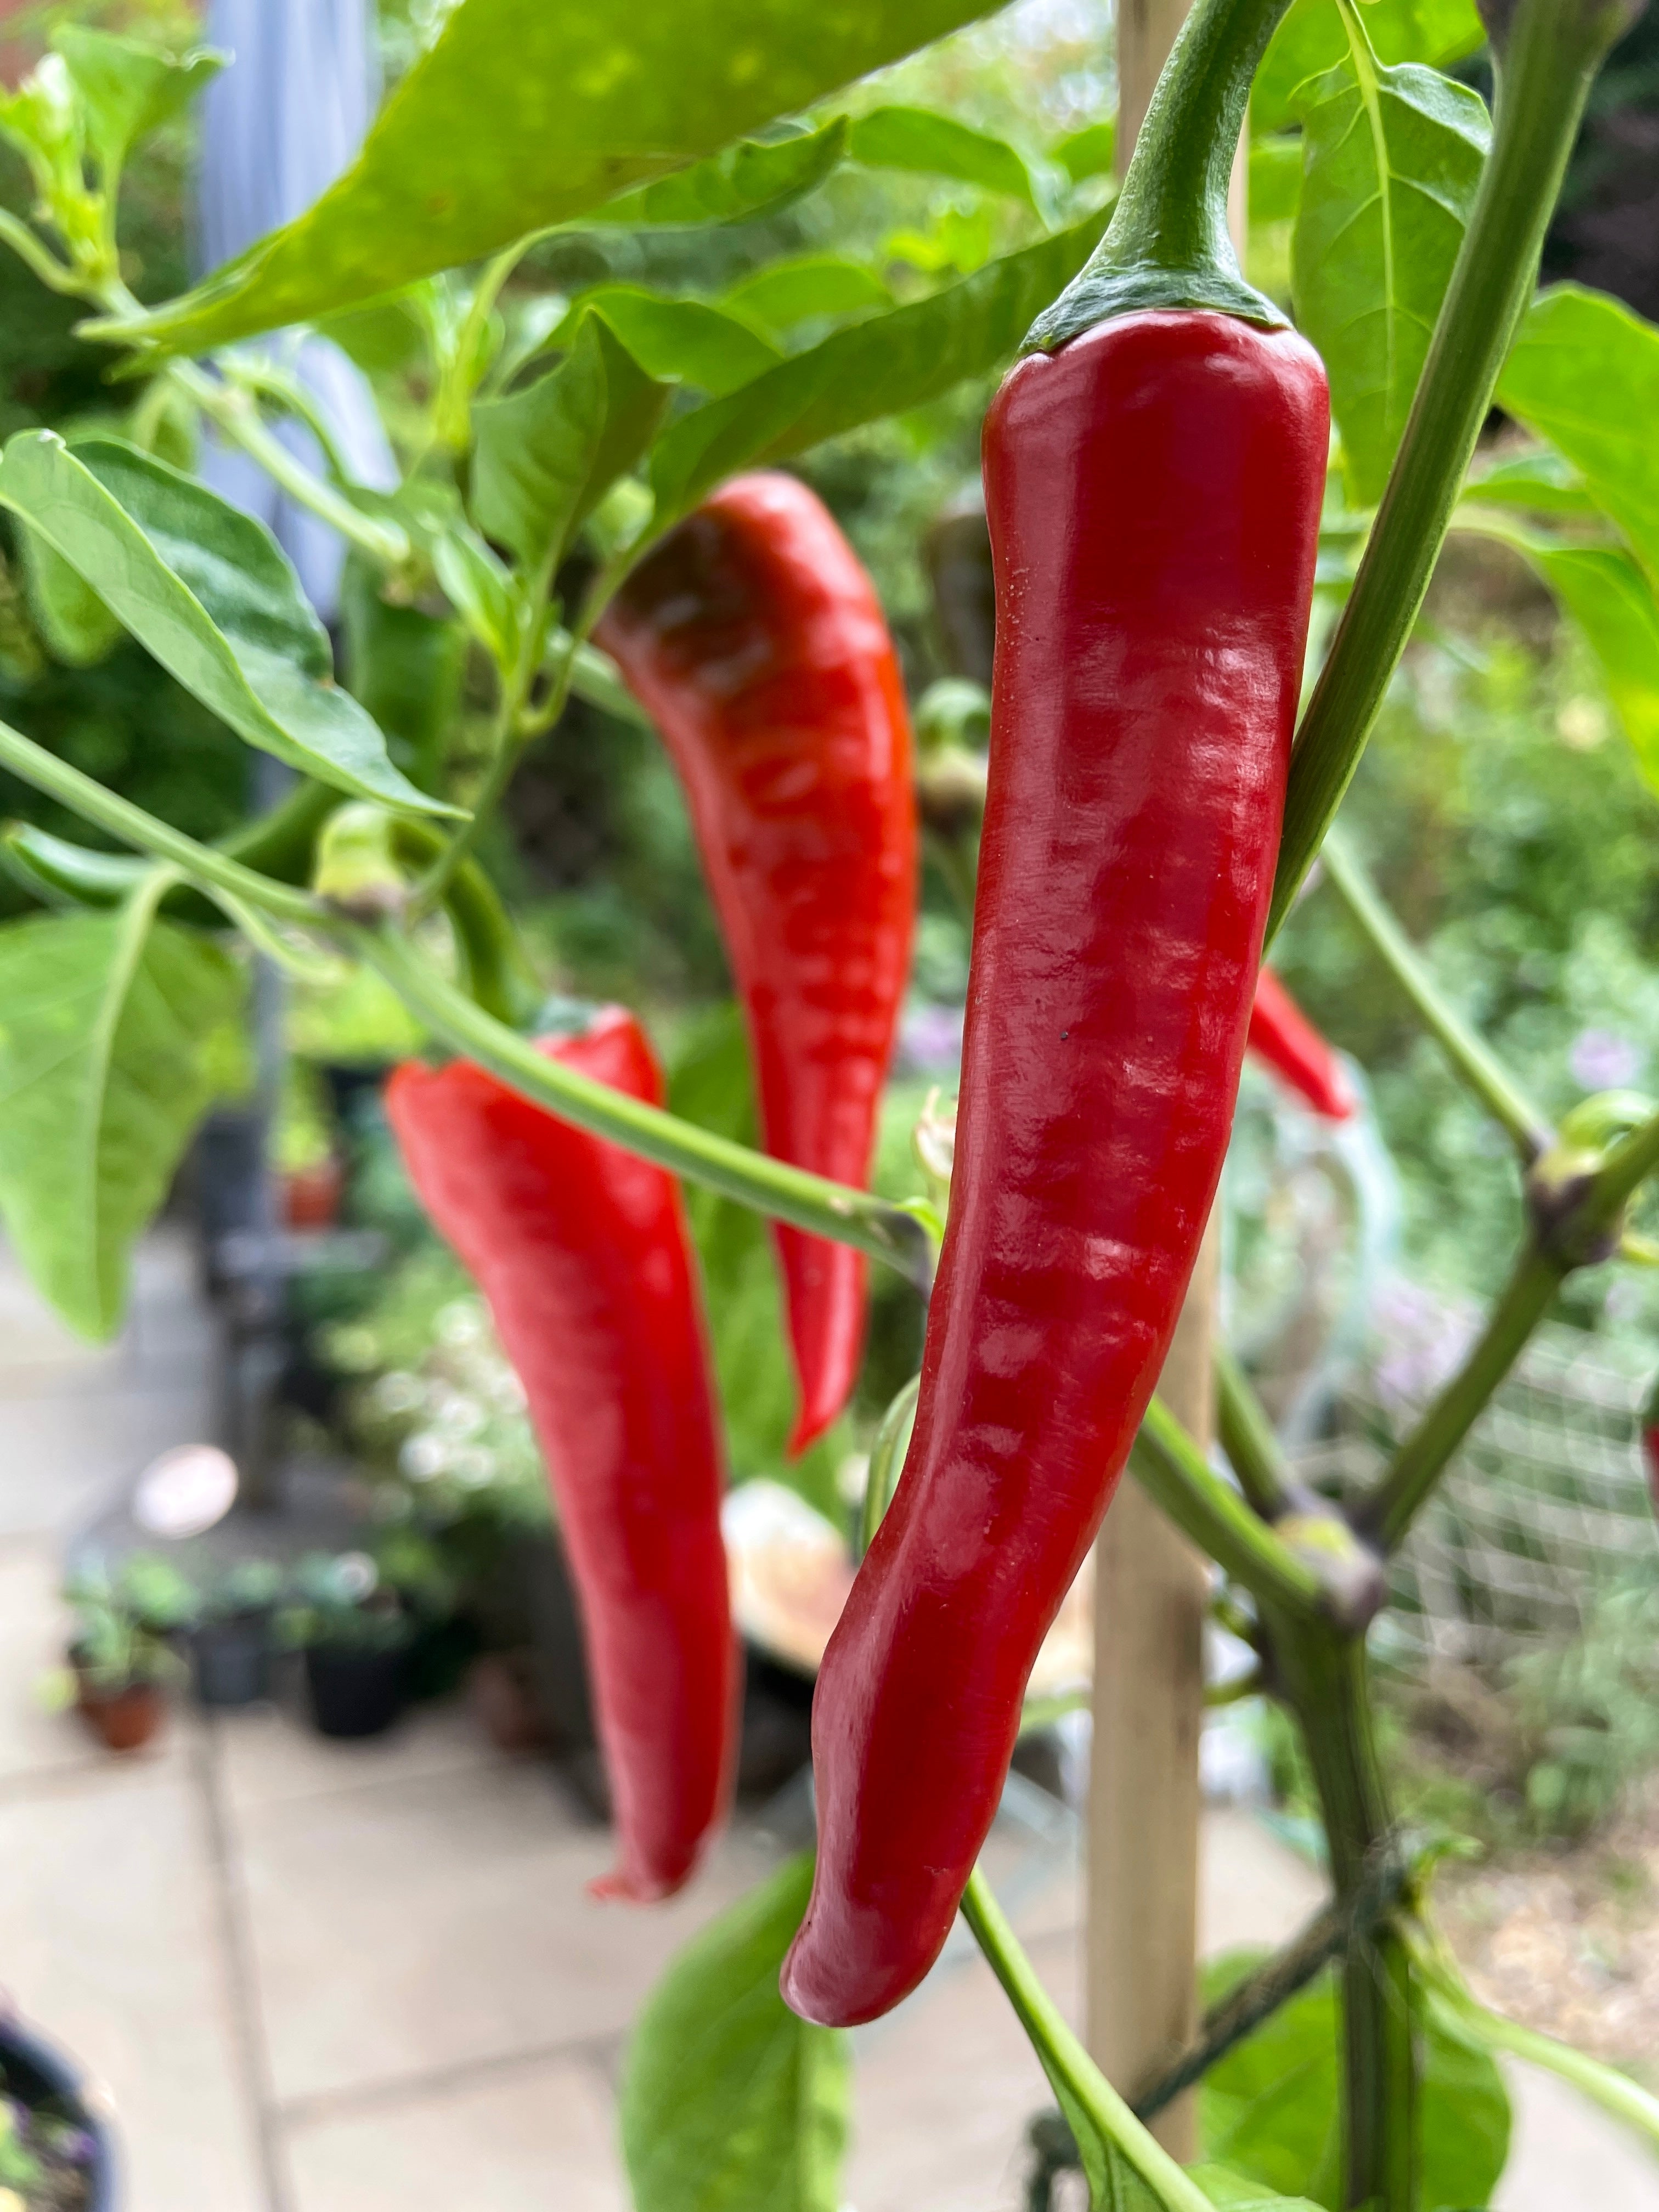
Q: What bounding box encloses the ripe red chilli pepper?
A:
[597,472,916,1455]
[783,0,1327,2026]
[1249,967,1356,1121]
[385,1009,735,1901]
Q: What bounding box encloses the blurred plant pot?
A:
[71,1664,163,1756]
[190,1615,272,1709]
[303,1645,405,1739]
[281,1157,343,1232]
[0,2007,117,2212]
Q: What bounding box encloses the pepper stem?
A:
[1024,0,1293,349]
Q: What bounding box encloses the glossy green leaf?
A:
[620,1853,850,2212]
[0,823,148,910]
[1199,1955,1509,2211]
[1255,0,1485,136]
[721,255,891,338]
[1460,514,1659,786]
[1464,446,1599,520]
[0,884,242,1339]
[651,206,1108,524]
[95,0,995,356]
[1250,134,1304,225]
[15,520,121,667]
[340,561,466,795]
[1052,119,1116,184]
[589,119,849,228]
[849,104,1037,205]
[471,315,668,572]
[431,522,521,667]
[549,288,781,394]
[0,435,452,814]
[52,26,223,180]
[1291,53,1489,504]
[1497,285,1659,592]
[1189,2170,1321,2210]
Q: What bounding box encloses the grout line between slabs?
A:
[273,2028,629,2138]
[196,1718,294,2212]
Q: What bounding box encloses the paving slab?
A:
[282,2052,628,2212]
[0,1756,264,2212]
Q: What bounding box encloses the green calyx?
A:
[1023,0,1294,352]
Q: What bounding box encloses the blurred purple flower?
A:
[56,2128,96,2167]
[1569,1028,1641,1092]
[899,1002,964,1075]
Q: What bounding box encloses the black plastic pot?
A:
[190,1615,272,1709]
[303,1644,406,1739]
[0,2007,117,2211]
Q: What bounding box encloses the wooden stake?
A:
[1084,9,1249,2148]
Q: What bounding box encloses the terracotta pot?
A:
[76,1678,163,1753]
[282,1156,343,1231]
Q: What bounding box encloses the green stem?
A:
[1357,1243,1561,1551]
[1025,0,1290,347]
[1267,0,1634,942]
[168,359,410,571]
[385,817,539,1029]
[0,208,83,296]
[959,1870,1216,2212]
[357,924,936,1291]
[860,1373,919,1557]
[1215,1347,1295,1521]
[1321,829,1551,1159]
[1269,1620,1416,2211]
[0,718,324,926]
[1133,1396,1326,1619]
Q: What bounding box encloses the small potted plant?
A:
[53,1555,192,1754]
[189,1559,284,1710]
[0,2002,114,2212]
[278,1551,413,1739]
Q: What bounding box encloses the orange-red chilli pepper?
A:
[386,1009,735,1900]
[598,472,917,1455]
[1249,966,1355,1121]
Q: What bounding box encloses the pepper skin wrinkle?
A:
[599,473,916,1456]
[1249,965,1356,1120]
[386,1011,736,1902]
[783,311,1328,2027]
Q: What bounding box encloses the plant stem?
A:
[959,1870,1217,2212]
[167,358,410,571]
[1320,828,1552,1159]
[0,718,325,926]
[1267,0,1634,943]
[1214,1347,1295,1521]
[860,1373,919,1558]
[384,817,540,1029]
[356,923,936,1291]
[1132,1396,1327,1620]
[1268,1618,1416,2212]
[0,209,83,295]
[1357,1243,1561,1551]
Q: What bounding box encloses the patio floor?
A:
[1,1232,1655,2211]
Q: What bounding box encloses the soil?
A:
[1435,1778,1659,2089]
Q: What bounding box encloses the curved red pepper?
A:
[386,1011,735,1900]
[783,311,1328,2027]
[597,472,916,1455]
[1249,966,1355,1121]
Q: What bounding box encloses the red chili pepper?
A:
[597,472,916,1455]
[1249,967,1355,1121]
[783,100,1329,2019]
[386,1010,735,1901]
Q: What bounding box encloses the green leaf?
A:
[1198,1955,1509,2211]
[15,520,121,667]
[549,288,781,395]
[471,315,669,573]
[1188,2169,1322,2210]
[1497,285,1659,592]
[619,1853,851,2212]
[0,434,452,815]
[431,522,522,667]
[0,887,242,1339]
[1291,52,1490,504]
[720,256,891,339]
[95,1,995,356]
[51,26,223,181]
[1052,119,1116,184]
[340,560,466,795]
[1460,514,1659,786]
[1250,134,1304,225]
[848,104,1037,206]
[1255,0,1485,136]
[589,119,849,228]
[1464,446,1600,520]
[650,206,1108,524]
